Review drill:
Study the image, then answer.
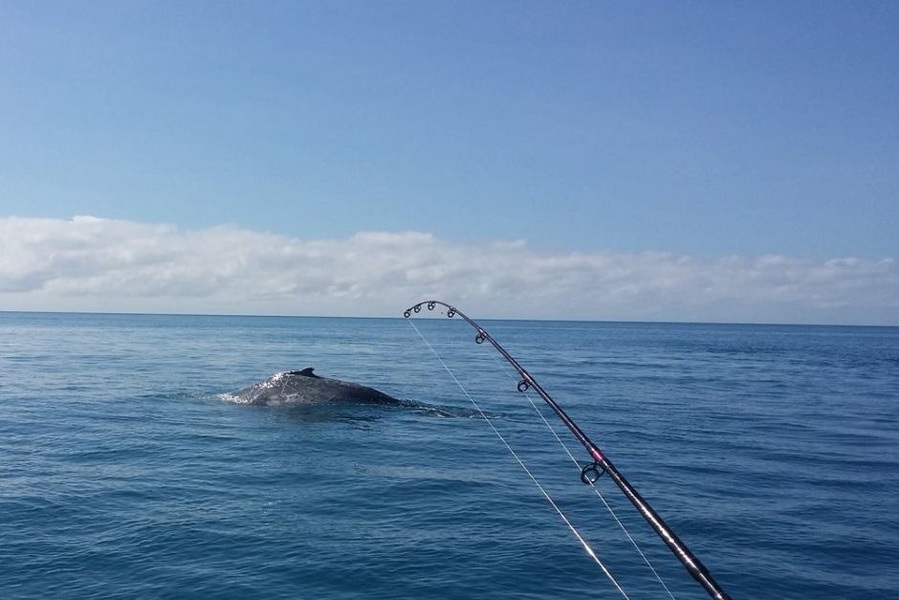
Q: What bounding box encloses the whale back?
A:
[229,369,399,407]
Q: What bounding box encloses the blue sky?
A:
[1,2,897,323]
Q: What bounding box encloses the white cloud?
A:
[1,216,896,324]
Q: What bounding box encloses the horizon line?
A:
[2,308,895,329]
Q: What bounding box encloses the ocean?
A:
[0,310,896,599]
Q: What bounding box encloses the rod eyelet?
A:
[580,463,606,485]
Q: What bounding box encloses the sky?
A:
[1,1,897,324]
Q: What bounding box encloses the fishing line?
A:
[404,301,733,600]
[435,320,677,599]
[407,318,632,600]
[484,352,678,600]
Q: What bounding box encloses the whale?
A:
[227,367,402,407]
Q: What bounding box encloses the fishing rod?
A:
[404,300,733,600]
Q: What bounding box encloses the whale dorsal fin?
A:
[297,367,318,377]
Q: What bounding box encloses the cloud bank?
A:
[1,216,896,325]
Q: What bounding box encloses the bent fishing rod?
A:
[404,300,732,600]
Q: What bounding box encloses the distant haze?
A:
[1,216,895,325]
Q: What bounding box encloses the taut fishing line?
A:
[404,300,733,600]
[406,317,632,599]
[483,347,678,600]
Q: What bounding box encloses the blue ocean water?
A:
[0,311,896,599]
